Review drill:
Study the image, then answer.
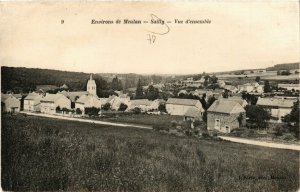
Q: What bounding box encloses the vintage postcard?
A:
[0,1,299,191]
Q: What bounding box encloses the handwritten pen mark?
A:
[146,14,170,35]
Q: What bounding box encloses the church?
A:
[87,74,97,95]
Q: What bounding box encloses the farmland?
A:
[2,114,299,191]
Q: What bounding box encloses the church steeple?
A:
[87,74,97,96]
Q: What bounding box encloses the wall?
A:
[207,112,246,133]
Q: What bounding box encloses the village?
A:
[2,64,299,143]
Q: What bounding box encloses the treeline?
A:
[266,63,299,71]
[1,67,166,94]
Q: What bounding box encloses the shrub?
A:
[133,107,141,114]
[56,106,61,112]
[76,108,82,115]
[102,103,111,111]
[283,133,296,141]
[118,103,128,112]
[152,124,169,132]
[85,107,100,116]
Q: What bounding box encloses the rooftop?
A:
[208,100,245,114]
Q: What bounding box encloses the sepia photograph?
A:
[0,1,299,191]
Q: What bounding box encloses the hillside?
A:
[2,114,299,191]
[1,67,164,93]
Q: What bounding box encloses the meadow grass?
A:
[1,114,299,191]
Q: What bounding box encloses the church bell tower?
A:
[87,74,97,95]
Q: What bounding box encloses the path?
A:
[20,112,300,151]
[20,112,152,129]
[219,136,300,151]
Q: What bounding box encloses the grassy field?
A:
[1,114,299,191]
[100,113,184,127]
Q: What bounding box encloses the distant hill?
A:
[266,63,299,71]
[1,67,93,93]
[1,66,165,93]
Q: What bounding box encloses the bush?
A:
[76,108,82,115]
[85,107,100,116]
[283,133,296,141]
[274,127,284,137]
[102,103,111,111]
[118,103,128,112]
[56,106,61,112]
[152,124,169,132]
[133,107,141,114]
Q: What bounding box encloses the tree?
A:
[76,108,82,115]
[111,76,123,91]
[277,70,281,75]
[264,80,271,93]
[102,103,111,111]
[202,111,207,122]
[222,90,229,98]
[255,76,260,82]
[133,107,141,114]
[118,103,128,112]
[210,75,218,84]
[135,79,144,99]
[158,103,166,113]
[146,85,159,100]
[62,107,69,114]
[245,105,270,128]
[206,96,216,110]
[56,106,61,112]
[85,107,100,116]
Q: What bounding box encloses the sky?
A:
[0,1,299,74]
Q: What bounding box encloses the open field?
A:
[2,114,299,191]
[100,113,183,127]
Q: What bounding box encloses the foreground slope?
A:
[1,114,299,192]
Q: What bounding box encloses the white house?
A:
[223,85,238,93]
[106,95,130,110]
[129,99,161,112]
[40,93,71,114]
[221,96,248,107]
[1,94,21,113]
[58,90,89,102]
[166,98,204,117]
[238,82,264,93]
[256,97,297,122]
[24,92,43,112]
[75,94,101,114]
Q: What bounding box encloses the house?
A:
[40,93,71,114]
[238,83,264,93]
[177,90,188,96]
[217,80,226,88]
[278,84,299,91]
[183,107,202,121]
[1,94,21,113]
[106,95,130,110]
[223,85,238,93]
[128,99,161,111]
[129,99,153,111]
[256,97,297,122]
[75,94,101,114]
[207,100,246,133]
[60,84,69,90]
[166,98,204,117]
[36,85,59,93]
[24,92,43,112]
[58,90,88,102]
[221,96,248,107]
